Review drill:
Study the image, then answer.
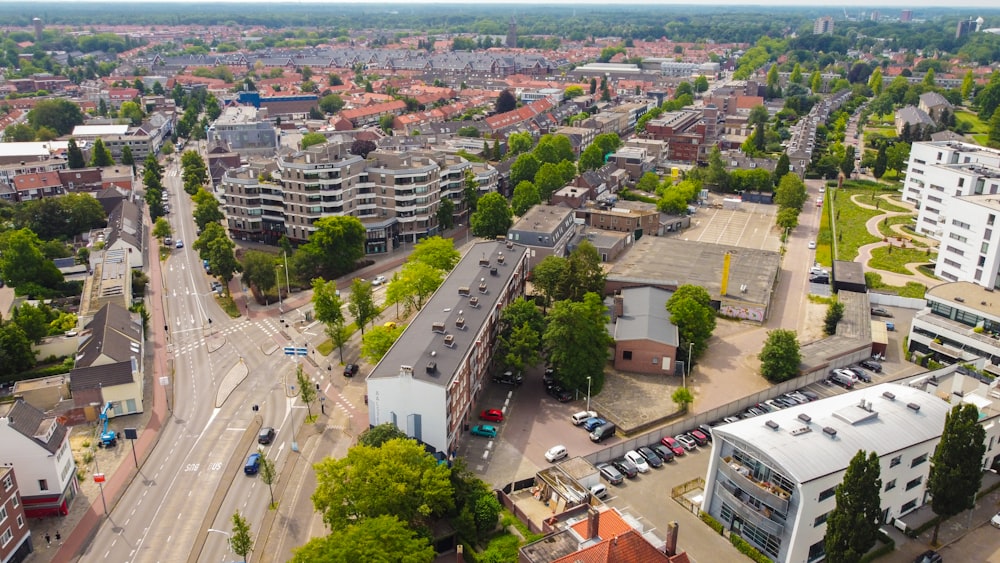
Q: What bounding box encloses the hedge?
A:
[699,511,724,535]
[730,533,773,563]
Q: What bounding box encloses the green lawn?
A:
[876,214,917,238]
[855,193,910,213]
[824,188,883,262]
[865,272,926,299]
[956,110,989,134]
[868,245,936,274]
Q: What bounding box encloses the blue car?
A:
[582,417,607,432]
[244,453,260,475]
[470,425,497,438]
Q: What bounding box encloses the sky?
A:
[13,0,1000,6]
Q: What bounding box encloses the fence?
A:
[869,293,926,310]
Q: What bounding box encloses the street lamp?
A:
[586,376,592,412]
[685,342,694,388]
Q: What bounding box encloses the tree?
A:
[0,229,64,291]
[840,145,856,178]
[507,131,534,156]
[534,134,576,165]
[868,67,883,96]
[544,293,613,395]
[498,297,547,373]
[3,123,35,142]
[301,132,327,149]
[495,90,517,113]
[885,143,911,175]
[674,81,693,99]
[694,75,709,93]
[153,218,172,241]
[961,70,975,101]
[928,403,987,545]
[319,93,346,114]
[295,365,317,420]
[469,192,512,239]
[294,216,366,280]
[121,145,134,167]
[564,85,584,99]
[311,438,454,530]
[758,329,801,383]
[775,173,807,211]
[437,197,455,230]
[347,278,378,335]
[27,98,84,135]
[772,153,790,188]
[351,138,377,158]
[241,250,277,295]
[671,387,694,411]
[776,207,800,231]
[810,70,823,93]
[873,146,887,180]
[509,153,540,187]
[578,144,606,172]
[67,138,85,169]
[824,301,845,335]
[707,146,730,192]
[409,236,460,272]
[790,64,803,85]
[396,260,444,311]
[258,449,277,508]
[361,323,404,363]
[119,101,144,125]
[291,515,434,563]
[313,278,345,338]
[229,512,254,563]
[748,104,769,152]
[89,138,114,167]
[531,255,566,311]
[560,241,606,302]
[666,285,716,363]
[193,189,225,230]
[194,223,241,284]
[824,451,882,563]
[511,181,541,215]
[358,423,409,448]
[990,110,1000,148]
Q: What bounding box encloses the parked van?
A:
[830,370,856,389]
[590,422,616,443]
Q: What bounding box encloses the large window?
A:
[905,476,923,491]
[819,486,836,502]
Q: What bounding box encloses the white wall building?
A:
[366,240,529,456]
[0,400,78,518]
[908,281,1000,367]
[702,383,977,563]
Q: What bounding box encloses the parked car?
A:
[611,457,638,479]
[675,434,697,451]
[850,366,873,383]
[571,410,598,425]
[689,429,710,446]
[597,462,624,485]
[589,422,616,443]
[546,385,573,402]
[258,427,275,445]
[479,409,504,422]
[244,453,261,475]
[636,446,663,468]
[797,389,820,401]
[544,445,568,463]
[589,483,608,499]
[470,425,497,438]
[371,275,387,286]
[344,363,359,377]
[871,306,893,318]
[582,417,607,432]
[697,424,714,442]
[764,399,786,411]
[625,450,650,473]
[493,371,523,386]
[660,436,686,457]
[651,444,676,463]
[991,511,1000,528]
[860,360,883,373]
[808,240,816,249]
[913,550,942,563]
[543,367,556,387]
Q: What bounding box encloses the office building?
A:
[814,16,835,35]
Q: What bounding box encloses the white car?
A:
[819,186,826,193]
[544,445,568,463]
[590,483,608,499]
[808,241,816,249]
[624,450,650,473]
[571,410,598,425]
[372,275,387,286]
[992,512,1000,528]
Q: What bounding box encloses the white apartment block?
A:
[903,141,1000,286]
[908,281,1000,367]
[207,106,278,157]
[702,383,990,563]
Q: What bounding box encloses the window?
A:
[38,479,48,491]
[885,479,896,491]
[905,476,923,491]
[911,453,928,467]
[2,475,10,491]
[814,512,829,526]
[0,527,10,548]
[901,499,918,513]
[890,455,902,468]
[0,505,6,523]
[16,515,23,529]
[819,486,836,502]
[11,497,17,509]
[623,351,633,360]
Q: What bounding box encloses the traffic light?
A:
[252,404,259,412]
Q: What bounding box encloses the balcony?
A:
[716,484,785,537]
[719,457,790,514]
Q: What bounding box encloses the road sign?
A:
[284,346,308,356]
[283,347,296,356]
[93,473,105,483]
[295,347,308,356]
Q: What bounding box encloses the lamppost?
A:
[206,529,236,561]
[586,376,592,412]
[685,342,694,388]
[276,264,283,314]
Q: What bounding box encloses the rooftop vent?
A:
[432,322,446,334]
[798,413,812,423]
[479,256,491,267]
[455,316,466,330]
[765,420,779,430]
[907,402,921,412]
[458,286,471,296]
[882,391,896,401]
[469,296,480,308]
[490,267,498,276]
[479,279,488,293]
[444,334,455,348]
[791,426,811,436]
[400,365,413,375]
[955,296,965,302]
[497,252,505,264]
[822,427,838,438]
[426,361,437,374]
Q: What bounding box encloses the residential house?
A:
[918,91,953,122]
[894,106,935,136]
[0,467,33,562]
[12,172,63,202]
[0,400,78,518]
[70,303,144,417]
[104,200,144,269]
[607,287,679,375]
[506,204,579,269]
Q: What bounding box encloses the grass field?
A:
[877,214,917,239]
[868,245,936,274]
[854,193,910,213]
[955,110,991,145]
[825,189,883,262]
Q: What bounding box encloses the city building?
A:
[644,106,720,162]
[701,383,965,562]
[0,400,78,518]
[907,281,1000,367]
[607,286,679,375]
[505,204,579,269]
[0,468,32,563]
[207,106,278,157]
[901,9,913,22]
[366,240,529,456]
[659,61,721,78]
[814,16,835,35]
[70,302,145,417]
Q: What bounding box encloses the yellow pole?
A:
[720,252,731,296]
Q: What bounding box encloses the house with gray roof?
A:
[607,286,679,375]
[894,105,935,136]
[70,303,144,417]
[0,399,78,517]
[104,199,144,269]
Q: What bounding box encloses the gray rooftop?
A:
[368,240,527,385]
[713,383,951,484]
[610,286,679,347]
[0,399,68,454]
[607,237,780,306]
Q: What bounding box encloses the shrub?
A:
[699,511,724,535]
[730,534,773,563]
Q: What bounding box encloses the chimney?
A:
[612,294,624,321]
[664,521,679,556]
[455,543,464,563]
[587,506,601,540]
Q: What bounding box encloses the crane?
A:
[98,402,117,447]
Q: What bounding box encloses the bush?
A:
[859,532,895,563]
[730,534,773,563]
[700,511,724,535]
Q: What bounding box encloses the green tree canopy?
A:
[824,451,882,563]
[301,131,328,149]
[666,284,716,363]
[928,403,987,544]
[347,278,378,335]
[319,93,345,114]
[89,138,114,167]
[775,173,807,211]
[509,153,541,187]
[27,98,84,135]
[0,324,36,377]
[543,293,613,394]
[311,438,454,530]
[241,250,277,294]
[294,216,366,280]
[291,515,434,563]
[511,181,541,216]
[0,229,64,292]
[312,278,345,339]
[358,423,409,448]
[408,236,460,272]
[758,329,801,382]
[361,323,404,363]
[469,192,512,239]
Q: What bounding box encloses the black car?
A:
[871,306,893,318]
[611,457,638,479]
[258,427,275,445]
[651,444,675,462]
[494,371,524,386]
[809,274,830,285]
[636,446,663,468]
[546,384,573,402]
[850,366,872,383]
[543,367,556,387]
[860,359,883,373]
[913,550,942,563]
[597,462,625,485]
[344,363,359,377]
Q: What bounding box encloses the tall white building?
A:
[702,383,974,563]
[902,141,1000,286]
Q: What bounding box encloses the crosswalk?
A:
[172,318,286,356]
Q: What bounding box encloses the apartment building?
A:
[0,401,78,518]
[207,106,278,157]
[702,383,957,563]
[908,281,1000,367]
[0,468,32,563]
[506,204,579,269]
[644,106,720,162]
[366,240,529,456]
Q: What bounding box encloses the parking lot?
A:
[686,201,782,252]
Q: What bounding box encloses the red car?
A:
[661,436,686,457]
[479,409,504,422]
